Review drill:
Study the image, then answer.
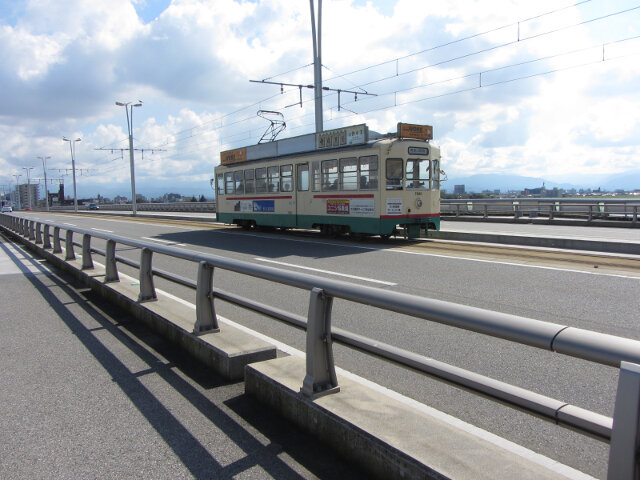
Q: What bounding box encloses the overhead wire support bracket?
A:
[249,79,376,110]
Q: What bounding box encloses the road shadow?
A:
[153,226,420,260]
[0,234,367,479]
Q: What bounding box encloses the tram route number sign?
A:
[397,123,433,141]
[221,147,247,165]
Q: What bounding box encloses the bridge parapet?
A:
[2,213,638,479]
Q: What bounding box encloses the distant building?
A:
[523,182,546,197]
[16,183,39,209]
[454,184,466,195]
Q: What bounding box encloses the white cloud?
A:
[1,0,639,198]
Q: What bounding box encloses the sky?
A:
[1,0,639,200]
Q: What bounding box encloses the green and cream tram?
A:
[214,122,441,239]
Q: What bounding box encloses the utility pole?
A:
[22,167,34,209]
[13,174,21,210]
[63,137,81,213]
[116,100,143,216]
[37,156,51,211]
[310,0,323,133]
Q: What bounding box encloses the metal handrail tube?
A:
[213,288,308,330]
[211,285,613,440]
[329,327,613,440]
[153,268,197,289]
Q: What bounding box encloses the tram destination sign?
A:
[397,123,433,141]
[220,147,247,165]
[316,124,368,150]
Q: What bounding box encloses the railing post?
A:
[28,221,35,240]
[81,234,93,270]
[43,224,51,249]
[35,222,42,244]
[607,362,640,480]
[53,227,62,253]
[105,239,119,282]
[633,206,638,224]
[138,247,157,302]
[193,261,220,334]
[483,204,488,219]
[301,287,340,399]
[455,204,460,217]
[65,230,75,260]
[588,205,593,221]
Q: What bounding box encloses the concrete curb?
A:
[245,356,574,480]
[431,230,639,255]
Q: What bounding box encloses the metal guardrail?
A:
[50,202,216,213]
[2,213,639,478]
[442,198,640,223]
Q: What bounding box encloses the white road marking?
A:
[91,227,113,233]
[215,230,639,281]
[63,222,76,227]
[254,257,397,286]
[141,236,186,246]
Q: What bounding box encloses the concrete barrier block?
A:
[246,356,574,480]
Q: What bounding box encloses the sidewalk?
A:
[0,234,365,479]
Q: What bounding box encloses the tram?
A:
[214,122,441,239]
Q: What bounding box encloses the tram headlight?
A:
[415,198,423,208]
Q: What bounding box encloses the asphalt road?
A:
[12,211,640,479]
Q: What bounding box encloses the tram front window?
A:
[405,158,430,190]
[386,158,403,190]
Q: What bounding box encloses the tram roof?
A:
[219,122,433,167]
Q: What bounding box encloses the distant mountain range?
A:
[444,170,640,193]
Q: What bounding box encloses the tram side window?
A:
[255,167,267,193]
[311,161,321,191]
[281,164,293,192]
[216,174,224,197]
[234,170,244,194]
[225,172,235,194]
[322,159,338,191]
[359,155,378,190]
[340,157,358,190]
[244,169,255,194]
[268,165,280,192]
[297,164,309,191]
[386,158,403,190]
[432,159,440,189]
[405,158,430,190]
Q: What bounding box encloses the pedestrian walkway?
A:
[0,234,365,479]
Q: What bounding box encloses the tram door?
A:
[296,163,310,227]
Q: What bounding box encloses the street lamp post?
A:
[37,156,51,212]
[63,137,81,213]
[116,101,143,216]
[22,167,34,209]
[13,174,21,210]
